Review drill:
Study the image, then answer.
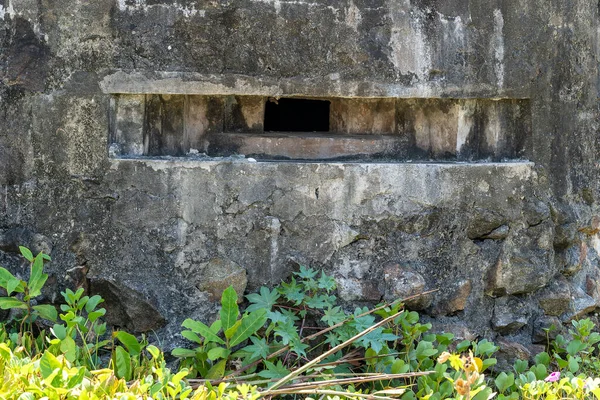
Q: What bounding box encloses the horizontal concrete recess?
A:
[110,94,530,162]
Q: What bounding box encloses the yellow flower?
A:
[461,350,481,373]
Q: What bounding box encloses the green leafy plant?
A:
[0,246,57,351]
[44,285,154,380]
[110,330,161,381]
[0,338,261,400]
[10,247,600,400]
[551,318,600,377]
[175,266,465,398]
[173,286,267,379]
[46,287,108,369]
[242,266,341,365]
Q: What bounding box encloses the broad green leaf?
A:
[94,322,107,336]
[495,372,515,394]
[114,345,132,380]
[317,271,336,291]
[114,331,141,356]
[280,278,305,305]
[274,320,298,345]
[567,339,586,356]
[482,358,497,371]
[391,359,408,374]
[207,347,230,361]
[220,286,239,332]
[170,369,189,385]
[28,255,44,294]
[224,319,242,341]
[85,295,104,313]
[146,345,161,359]
[475,339,499,356]
[67,368,86,389]
[456,340,471,353]
[472,387,495,400]
[0,297,27,309]
[33,304,57,322]
[6,277,22,296]
[568,355,580,374]
[60,336,77,362]
[205,359,226,380]
[267,310,287,324]
[513,359,528,374]
[43,369,61,388]
[88,308,106,323]
[257,360,289,379]
[243,336,270,360]
[0,267,17,289]
[365,348,378,366]
[182,330,204,344]
[279,308,300,323]
[555,355,568,369]
[321,306,346,326]
[534,351,550,366]
[51,324,67,340]
[19,246,33,262]
[0,343,10,360]
[246,287,279,313]
[588,332,600,346]
[39,351,61,378]
[28,274,48,298]
[295,265,317,279]
[182,319,225,345]
[230,309,267,347]
[352,311,375,332]
[171,348,198,358]
[304,294,335,309]
[289,337,309,358]
[356,326,398,354]
[530,363,547,380]
[210,319,222,334]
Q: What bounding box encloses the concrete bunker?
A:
[3,0,600,362]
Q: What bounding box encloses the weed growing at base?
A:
[2,247,600,399]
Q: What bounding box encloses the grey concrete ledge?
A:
[101,71,527,99]
[107,158,537,217]
[109,157,535,178]
[110,157,533,168]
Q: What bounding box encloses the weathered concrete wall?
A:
[1,0,600,355]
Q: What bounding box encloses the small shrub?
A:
[0,246,56,353]
[173,285,268,379]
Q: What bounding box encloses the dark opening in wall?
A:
[264,98,330,132]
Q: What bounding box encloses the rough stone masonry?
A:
[1,0,600,359]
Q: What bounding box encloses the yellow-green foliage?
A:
[519,377,600,400]
[0,343,259,400]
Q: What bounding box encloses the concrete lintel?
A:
[100,71,527,99]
